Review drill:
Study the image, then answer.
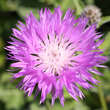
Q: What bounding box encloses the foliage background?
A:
[0,0,110,110]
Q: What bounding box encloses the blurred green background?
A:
[0,0,110,110]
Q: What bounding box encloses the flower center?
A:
[39,41,70,75]
[34,36,74,76]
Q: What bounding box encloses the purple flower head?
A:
[6,7,107,106]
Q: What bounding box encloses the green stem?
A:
[46,99,52,110]
[97,81,108,110]
[73,0,82,15]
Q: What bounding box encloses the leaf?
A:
[30,102,46,110]
[17,7,39,18]
[0,88,24,110]
[73,101,90,110]
[0,55,5,68]
[99,32,110,55]
[84,0,94,5]
[98,16,110,28]
[52,100,75,110]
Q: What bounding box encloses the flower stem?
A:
[73,0,82,15]
[97,81,108,110]
[46,99,52,110]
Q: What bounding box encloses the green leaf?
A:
[0,55,5,68]
[74,101,90,110]
[98,16,110,28]
[30,102,46,110]
[0,88,24,110]
[99,32,110,55]
[72,0,83,15]
[17,7,39,19]
[84,0,94,5]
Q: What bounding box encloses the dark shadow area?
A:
[18,0,54,9]
[0,100,6,110]
[0,11,22,42]
[97,22,110,33]
[84,91,101,110]
[0,11,22,72]
[95,0,110,16]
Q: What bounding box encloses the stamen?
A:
[35,35,79,76]
[31,53,39,57]
[66,42,73,49]
[35,63,42,67]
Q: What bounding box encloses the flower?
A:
[82,5,102,25]
[6,7,107,106]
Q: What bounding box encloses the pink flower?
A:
[6,7,107,106]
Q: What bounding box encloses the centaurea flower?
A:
[6,7,107,106]
[82,5,102,25]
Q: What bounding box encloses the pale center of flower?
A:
[38,40,71,76]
